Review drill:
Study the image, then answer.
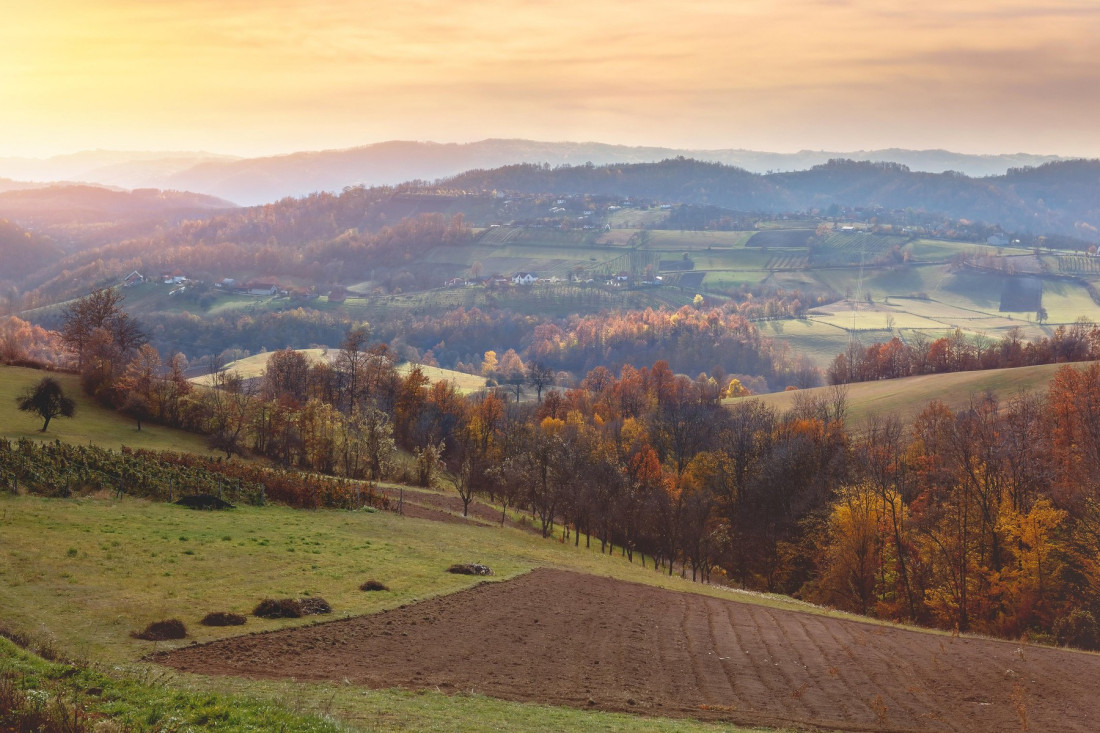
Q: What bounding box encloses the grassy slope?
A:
[0,366,215,455]
[0,495,790,732]
[728,361,1076,427]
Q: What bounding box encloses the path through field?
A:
[157,569,1100,732]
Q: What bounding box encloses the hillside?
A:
[728,361,1075,426]
[0,365,215,454]
[189,349,488,394]
[4,473,1100,731]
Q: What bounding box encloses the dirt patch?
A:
[154,569,1100,732]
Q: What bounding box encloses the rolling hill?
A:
[728,361,1078,427]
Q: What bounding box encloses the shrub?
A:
[1054,608,1100,650]
[298,597,332,615]
[175,494,235,510]
[199,612,247,627]
[253,598,303,619]
[360,580,389,592]
[447,563,493,576]
[131,619,187,641]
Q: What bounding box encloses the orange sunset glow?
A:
[4,0,1100,157]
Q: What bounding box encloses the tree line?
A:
[827,321,1099,384]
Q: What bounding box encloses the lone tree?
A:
[17,377,76,431]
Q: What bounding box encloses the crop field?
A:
[812,231,907,265]
[764,254,809,270]
[746,229,813,248]
[905,238,975,261]
[1058,254,1100,275]
[758,319,860,365]
[643,230,755,249]
[158,566,1100,732]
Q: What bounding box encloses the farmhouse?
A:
[512,272,537,285]
[247,282,278,296]
[327,287,347,303]
[122,271,144,287]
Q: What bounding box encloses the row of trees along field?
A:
[13,288,1100,648]
[827,320,1100,384]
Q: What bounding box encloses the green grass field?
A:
[0,366,215,454]
[728,361,1076,427]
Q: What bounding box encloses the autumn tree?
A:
[527,361,555,402]
[60,287,146,371]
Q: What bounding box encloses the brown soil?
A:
[155,569,1100,732]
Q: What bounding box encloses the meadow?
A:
[728,361,1073,427]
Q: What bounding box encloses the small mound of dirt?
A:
[200,612,247,627]
[360,580,389,592]
[132,619,187,641]
[447,563,493,576]
[175,494,235,510]
[253,598,303,619]
[298,597,332,616]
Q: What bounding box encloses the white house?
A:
[512,272,537,285]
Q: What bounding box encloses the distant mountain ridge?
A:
[0,140,1067,206]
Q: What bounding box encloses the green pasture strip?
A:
[0,638,345,732]
[0,366,215,455]
[174,677,779,733]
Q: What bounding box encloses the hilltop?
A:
[0,140,1067,205]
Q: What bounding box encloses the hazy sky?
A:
[4,0,1100,158]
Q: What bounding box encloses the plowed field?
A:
[156,569,1100,732]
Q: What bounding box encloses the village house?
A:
[122,271,144,287]
[512,272,537,285]
[247,281,278,296]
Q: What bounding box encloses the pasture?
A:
[728,361,1075,427]
[0,366,215,454]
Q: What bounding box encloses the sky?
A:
[4,0,1100,159]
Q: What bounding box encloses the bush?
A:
[1054,608,1100,650]
[253,598,303,619]
[447,563,493,576]
[175,494,235,510]
[199,612,247,627]
[131,619,187,641]
[298,597,332,615]
[360,580,389,592]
